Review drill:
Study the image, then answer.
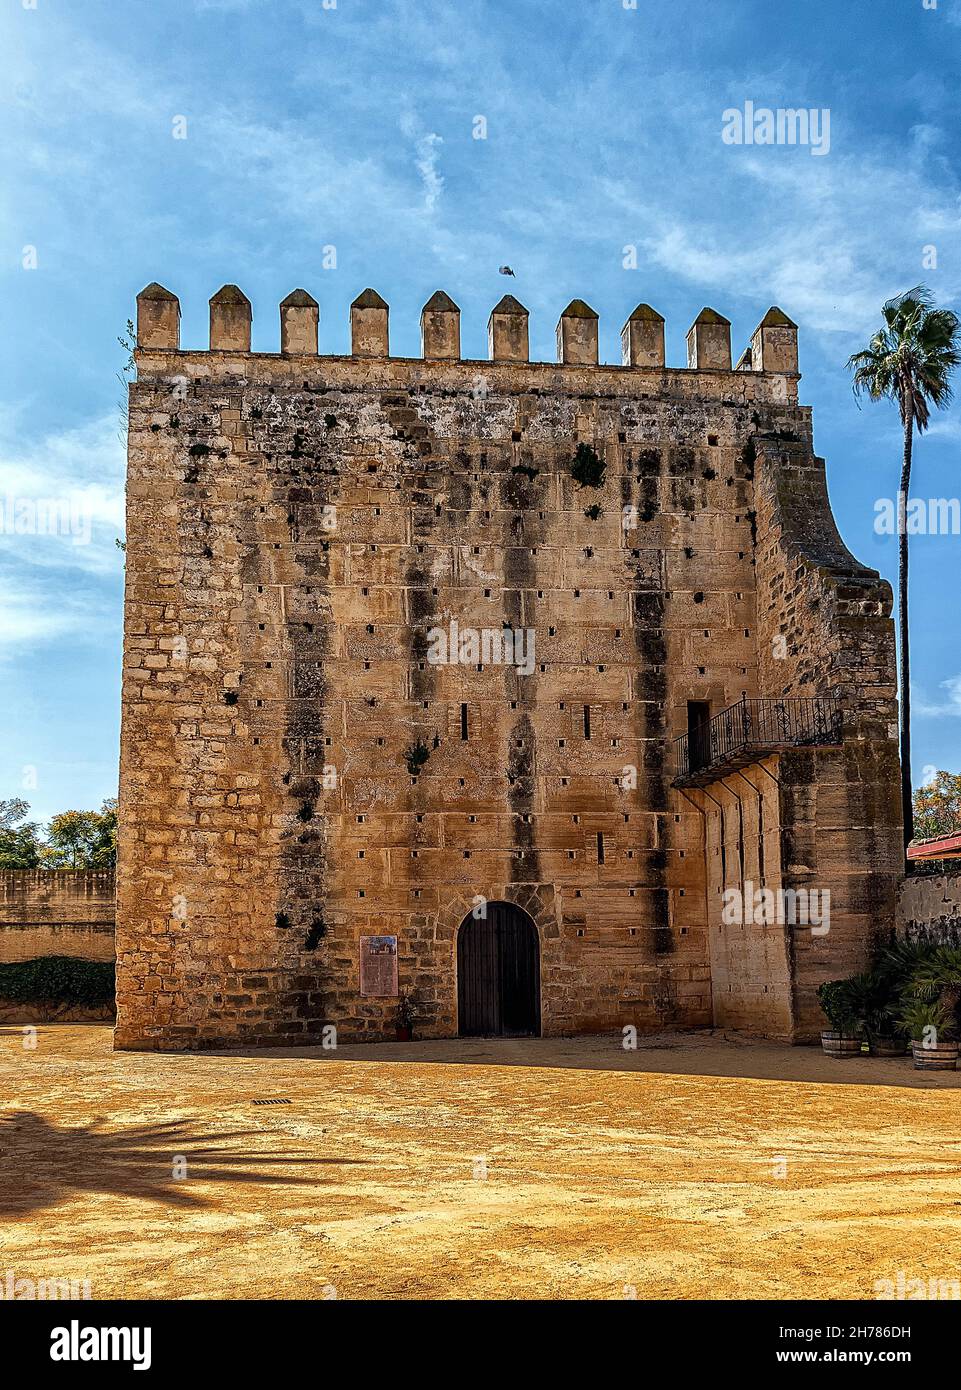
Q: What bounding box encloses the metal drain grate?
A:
[251,1098,292,1106]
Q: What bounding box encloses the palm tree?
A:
[847,285,961,847]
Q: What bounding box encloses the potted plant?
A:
[864,1005,908,1057]
[875,939,933,989]
[817,979,864,1058]
[396,991,416,1042]
[910,945,961,1013]
[898,998,958,1071]
[861,943,934,1056]
[844,966,907,1056]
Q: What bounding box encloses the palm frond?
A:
[883,284,934,331]
[847,285,960,428]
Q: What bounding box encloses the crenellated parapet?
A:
[556,299,599,365]
[280,289,319,354]
[621,303,665,368]
[136,282,180,349]
[208,283,252,351]
[420,290,461,360]
[135,282,800,376]
[686,308,732,370]
[488,294,529,362]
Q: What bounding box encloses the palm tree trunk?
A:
[898,396,914,848]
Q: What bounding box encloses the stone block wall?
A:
[635,427,903,1042]
[899,868,961,946]
[699,757,794,1037]
[115,285,902,1048]
[752,438,903,1038]
[0,870,116,965]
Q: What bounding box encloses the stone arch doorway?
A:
[457,902,541,1037]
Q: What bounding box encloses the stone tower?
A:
[115,284,903,1049]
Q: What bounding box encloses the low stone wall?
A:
[898,867,961,946]
[0,870,115,1019]
[0,1000,114,1023]
[0,870,116,964]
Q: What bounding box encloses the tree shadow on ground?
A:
[262,1033,961,1091]
[0,1111,369,1216]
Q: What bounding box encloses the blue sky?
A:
[2,0,960,823]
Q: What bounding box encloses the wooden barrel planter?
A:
[911,1041,959,1071]
[869,1037,908,1058]
[821,1031,863,1059]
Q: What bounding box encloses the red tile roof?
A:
[908,831,961,860]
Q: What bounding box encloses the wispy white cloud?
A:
[925,416,961,440]
[0,413,125,577]
[0,412,124,653]
[0,585,85,652]
[399,113,444,214]
[12,6,957,355]
[622,139,961,337]
[915,674,961,717]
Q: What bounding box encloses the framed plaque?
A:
[360,935,399,997]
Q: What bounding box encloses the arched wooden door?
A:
[457,902,540,1037]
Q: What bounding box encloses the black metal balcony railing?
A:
[673,695,843,787]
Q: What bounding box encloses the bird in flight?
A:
[499,265,515,277]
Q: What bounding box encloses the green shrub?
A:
[820,942,961,1042]
[816,978,862,1033]
[898,997,957,1044]
[0,956,114,1008]
[873,939,933,994]
[909,946,961,1012]
[829,968,911,1040]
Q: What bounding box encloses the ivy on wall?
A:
[0,956,115,1008]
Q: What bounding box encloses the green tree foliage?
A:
[0,798,43,869]
[846,286,961,845]
[41,799,117,869]
[0,956,115,1009]
[913,770,961,841]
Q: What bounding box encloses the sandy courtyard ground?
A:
[2,1024,960,1301]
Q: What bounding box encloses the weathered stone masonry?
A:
[115,284,903,1049]
[899,867,961,947]
[0,870,115,965]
